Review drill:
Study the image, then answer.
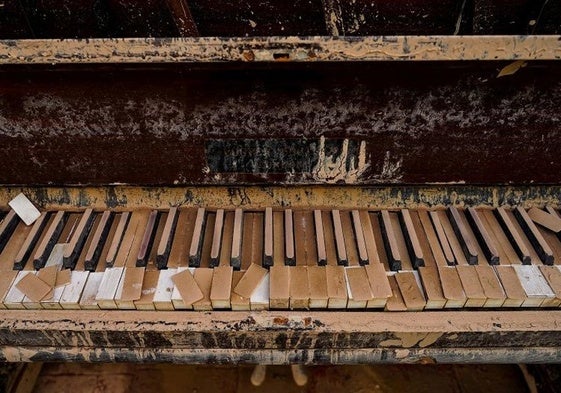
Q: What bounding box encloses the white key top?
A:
[4,271,31,309]
[153,268,177,311]
[95,267,124,309]
[79,272,104,309]
[514,265,555,307]
[9,193,40,226]
[250,273,270,311]
[60,271,90,309]
[171,267,194,310]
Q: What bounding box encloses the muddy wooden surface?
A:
[1,0,560,39]
[0,185,559,211]
[0,310,560,363]
[1,61,561,185]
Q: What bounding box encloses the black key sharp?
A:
[156,207,178,269]
[136,210,160,267]
[63,209,95,269]
[84,211,114,271]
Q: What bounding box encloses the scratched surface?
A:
[0,310,561,363]
[0,61,561,185]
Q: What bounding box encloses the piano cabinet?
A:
[1,33,561,364]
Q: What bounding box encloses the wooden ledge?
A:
[0,310,561,363]
[0,35,560,64]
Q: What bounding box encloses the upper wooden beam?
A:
[0,35,560,64]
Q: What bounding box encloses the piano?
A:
[0,0,561,365]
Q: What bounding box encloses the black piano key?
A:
[210,209,225,268]
[33,211,66,269]
[314,210,327,266]
[466,207,500,265]
[63,208,95,269]
[448,207,479,265]
[230,208,243,270]
[0,210,20,254]
[380,210,402,271]
[263,207,274,268]
[284,209,296,266]
[513,206,554,265]
[400,209,425,269]
[155,207,178,269]
[351,210,369,265]
[84,211,114,271]
[13,212,49,270]
[429,211,456,265]
[331,210,348,266]
[188,207,206,267]
[136,210,160,267]
[494,207,531,264]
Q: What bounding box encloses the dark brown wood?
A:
[156,207,179,269]
[136,210,160,267]
[32,211,65,269]
[63,209,95,269]
[513,207,554,265]
[165,0,199,37]
[13,212,49,270]
[466,207,500,265]
[1,61,561,187]
[448,207,479,265]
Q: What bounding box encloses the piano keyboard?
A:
[2,206,561,311]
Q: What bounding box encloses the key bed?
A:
[2,206,561,311]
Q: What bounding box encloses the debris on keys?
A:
[8,193,41,226]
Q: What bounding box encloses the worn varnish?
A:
[1,62,561,185]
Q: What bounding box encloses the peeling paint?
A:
[379,332,443,348]
[0,36,560,64]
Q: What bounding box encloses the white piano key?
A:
[250,272,270,311]
[4,271,31,309]
[78,271,104,309]
[95,267,124,309]
[153,268,177,311]
[60,270,90,309]
[514,265,555,307]
[8,193,40,226]
[171,267,194,310]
